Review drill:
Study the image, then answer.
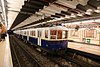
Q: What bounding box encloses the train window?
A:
[45,30,48,38]
[20,31,22,34]
[50,30,57,39]
[65,31,68,38]
[57,30,62,39]
[50,30,57,35]
[27,31,29,35]
[38,31,41,37]
[33,31,35,36]
[62,31,68,39]
[22,31,23,35]
[50,35,56,39]
[30,31,35,36]
[30,31,32,36]
[24,31,26,35]
[38,31,39,37]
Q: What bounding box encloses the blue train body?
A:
[29,37,38,45]
[41,39,68,51]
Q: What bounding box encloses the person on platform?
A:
[1,23,6,41]
[0,23,2,41]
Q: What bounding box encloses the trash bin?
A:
[86,39,90,43]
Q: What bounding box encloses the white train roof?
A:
[20,26,68,31]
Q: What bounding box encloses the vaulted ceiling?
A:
[6,0,100,30]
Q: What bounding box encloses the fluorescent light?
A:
[87,9,93,12]
[77,13,83,17]
[94,19,100,22]
[73,21,81,24]
[70,13,76,18]
[97,6,100,10]
[82,19,94,23]
[85,11,92,15]
[55,17,65,20]
[94,10,100,13]
[65,15,70,18]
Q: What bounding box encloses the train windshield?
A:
[50,30,68,39]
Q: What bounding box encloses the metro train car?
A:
[14,26,68,54]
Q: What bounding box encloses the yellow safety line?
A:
[10,50,13,67]
[8,35,13,67]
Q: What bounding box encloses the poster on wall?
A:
[71,30,79,37]
[85,29,96,38]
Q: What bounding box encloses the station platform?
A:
[68,42,100,56]
[0,35,13,67]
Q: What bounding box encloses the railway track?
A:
[46,55,80,67]
[10,35,60,67]
[62,55,96,67]
[65,52,100,67]
[11,35,100,67]
[10,35,43,67]
[10,38,21,67]
[46,52,100,67]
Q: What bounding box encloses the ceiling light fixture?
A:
[85,11,92,15]
[77,13,83,17]
[94,10,100,13]
[65,15,70,18]
[70,13,76,18]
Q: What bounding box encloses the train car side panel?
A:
[41,39,68,51]
[29,37,38,45]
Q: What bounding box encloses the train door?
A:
[62,30,68,39]
[38,30,42,46]
[27,31,29,41]
[22,31,23,39]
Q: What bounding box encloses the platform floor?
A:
[0,35,13,67]
[68,42,100,56]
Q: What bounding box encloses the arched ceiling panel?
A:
[6,0,100,30]
[10,0,54,29]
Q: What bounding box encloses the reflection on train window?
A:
[38,31,39,37]
[38,31,41,37]
[63,31,68,39]
[21,31,23,34]
[45,30,48,38]
[50,30,57,35]
[27,31,29,35]
[50,35,56,39]
[30,31,32,36]
[57,30,62,39]
[30,31,35,36]
[24,31,26,35]
[85,29,96,38]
